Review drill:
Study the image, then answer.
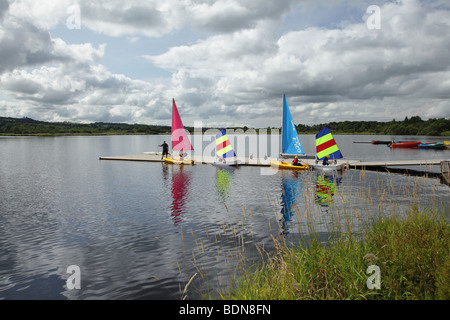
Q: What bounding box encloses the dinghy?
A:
[213,129,240,167]
[313,126,344,172]
[164,99,195,165]
[389,141,421,148]
[270,94,310,171]
[417,142,445,149]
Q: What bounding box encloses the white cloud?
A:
[0,0,449,127]
[145,0,450,126]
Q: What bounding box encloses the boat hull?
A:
[371,140,391,145]
[417,143,445,149]
[390,141,421,148]
[312,164,344,172]
[270,161,309,170]
[212,160,240,167]
[164,158,195,165]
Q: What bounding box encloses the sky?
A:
[0,0,449,128]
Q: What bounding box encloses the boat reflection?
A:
[170,165,191,225]
[315,172,342,207]
[280,171,303,235]
[215,167,235,204]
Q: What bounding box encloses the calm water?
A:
[0,134,449,300]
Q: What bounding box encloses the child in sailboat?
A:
[292,156,301,166]
[322,155,330,166]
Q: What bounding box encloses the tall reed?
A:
[179,169,449,300]
[221,206,449,300]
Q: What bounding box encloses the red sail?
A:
[172,99,193,151]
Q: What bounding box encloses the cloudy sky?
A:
[0,0,449,128]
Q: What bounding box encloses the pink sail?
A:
[172,99,193,151]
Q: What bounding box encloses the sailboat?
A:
[213,129,239,167]
[270,94,310,171]
[164,99,195,165]
[313,126,344,172]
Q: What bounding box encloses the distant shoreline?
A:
[1,116,449,136]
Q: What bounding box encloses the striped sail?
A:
[216,129,236,158]
[315,126,343,160]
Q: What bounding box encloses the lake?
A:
[0,134,449,299]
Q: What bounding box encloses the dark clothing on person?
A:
[322,157,329,166]
[292,158,301,166]
[160,142,169,159]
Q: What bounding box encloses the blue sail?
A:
[282,94,305,155]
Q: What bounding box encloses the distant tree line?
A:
[0,117,172,135]
[1,116,449,136]
[295,116,450,136]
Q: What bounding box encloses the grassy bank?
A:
[221,207,449,300]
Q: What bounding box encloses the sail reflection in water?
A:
[280,171,303,235]
[170,165,192,224]
[315,173,342,207]
[215,167,236,204]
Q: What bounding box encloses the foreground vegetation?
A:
[222,207,449,300]
[1,115,449,136]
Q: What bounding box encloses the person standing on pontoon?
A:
[159,141,169,160]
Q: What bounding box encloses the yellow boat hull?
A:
[164,158,195,165]
[270,161,309,170]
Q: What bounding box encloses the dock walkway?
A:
[99,153,271,166]
[99,153,445,167]
[99,152,450,186]
[99,153,449,185]
[442,161,450,185]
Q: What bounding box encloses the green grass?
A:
[221,207,449,300]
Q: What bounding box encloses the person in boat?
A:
[159,141,169,160]
[322,155,330,166]
[292,156,301,166]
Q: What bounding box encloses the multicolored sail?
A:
[172,99,193,152]
[315,126,343,160]
[216,129,236,159]
[282,94,305,155]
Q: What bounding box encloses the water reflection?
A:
[1,135,448,300]
[280,171,304,235]
[315,172,342,207]
[215,167,235,203]
[169,165,191,225]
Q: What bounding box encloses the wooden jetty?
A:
[99,153,450,185]
[99,153,272,166]
[442,161,450,185]
[347,159,444,168]
[99,153,164,162]
[99,153,445,169]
